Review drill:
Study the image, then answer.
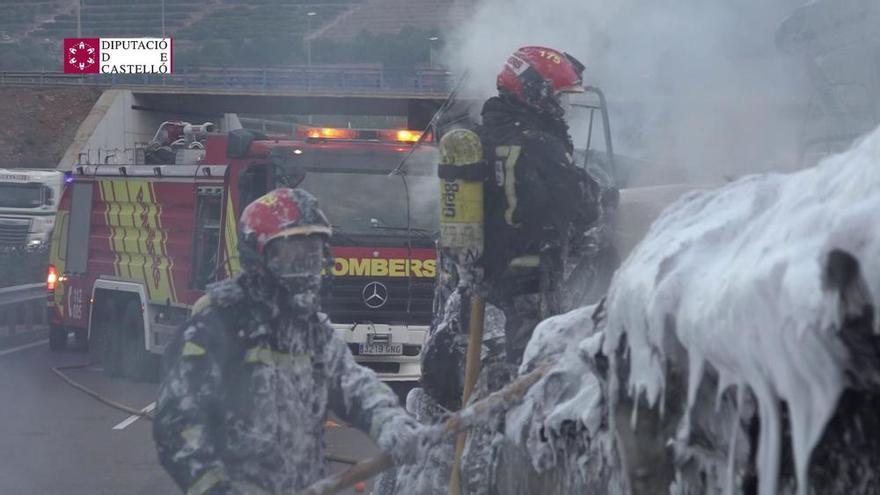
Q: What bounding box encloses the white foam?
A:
[505,306,623,492]
[602,125,880,494]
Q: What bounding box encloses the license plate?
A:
[359,343,403,356]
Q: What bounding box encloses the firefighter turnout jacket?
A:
[154,274,420,494]
[479,94,600,286]
[479,95,601,363]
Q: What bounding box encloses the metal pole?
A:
[428,37,438,68]
[162,0,166,38]
[306,12,312,65]
[449,294,485,495]
[306,11,317,66]
[77,0,82,38]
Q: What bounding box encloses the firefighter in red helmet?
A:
[479,45,603,364]
[155,188,427,494]
[495,46,587,119]
[424,47,603,400]
[405,46,608,494]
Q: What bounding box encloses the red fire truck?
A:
[47,122,439,382]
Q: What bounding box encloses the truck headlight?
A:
[33,217,54,228]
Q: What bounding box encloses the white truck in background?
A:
[0,169,65,249]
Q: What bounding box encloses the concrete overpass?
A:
[129,86,466,127]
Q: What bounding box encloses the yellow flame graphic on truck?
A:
[99,180,176,303]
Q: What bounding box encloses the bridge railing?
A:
[0,65,453,93]
[0,283,47,337]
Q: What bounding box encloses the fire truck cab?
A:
[48,123,439,383]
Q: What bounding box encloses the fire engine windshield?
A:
[0,183,43,208]
[299,172,438,234]
[295,145,439,235]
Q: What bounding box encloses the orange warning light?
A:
[298,127,359,140]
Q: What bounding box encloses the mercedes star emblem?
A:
[362,281,388,309]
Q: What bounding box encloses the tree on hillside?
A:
[0,41,58,71]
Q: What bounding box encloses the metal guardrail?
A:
[0,283,47,336]
[0,66,453,94]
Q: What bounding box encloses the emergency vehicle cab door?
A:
[237,164,269,216]
[192,187,223,289]
[236,148,306,216]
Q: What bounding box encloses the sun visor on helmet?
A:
[563,52,586,76]
[557,85,586,94]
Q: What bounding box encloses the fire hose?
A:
[50,351,549,495]
[297,365,549,495]
[52,362,154,418]
[50,362,361,466]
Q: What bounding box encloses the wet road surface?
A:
[0,336,383,494]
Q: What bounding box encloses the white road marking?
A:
[0,339,48,357]
[112,402,156,430]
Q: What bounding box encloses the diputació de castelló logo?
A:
[64,38,100,74]
[63,38,172,74]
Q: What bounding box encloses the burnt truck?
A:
[776,0,880,166]
[47,120,439,383]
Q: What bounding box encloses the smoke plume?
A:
[445,0,812,185]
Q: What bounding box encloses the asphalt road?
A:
[0,335,382,495]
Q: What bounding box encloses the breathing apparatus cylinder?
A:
[437,127,488,495]
[438,128,486,287]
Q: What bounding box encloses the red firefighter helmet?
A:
[238,188,332,270]
[497,46,586,117]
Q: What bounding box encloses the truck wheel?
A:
[48,325,68,351]
[74,328,89,351]
[121,301,159,382]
